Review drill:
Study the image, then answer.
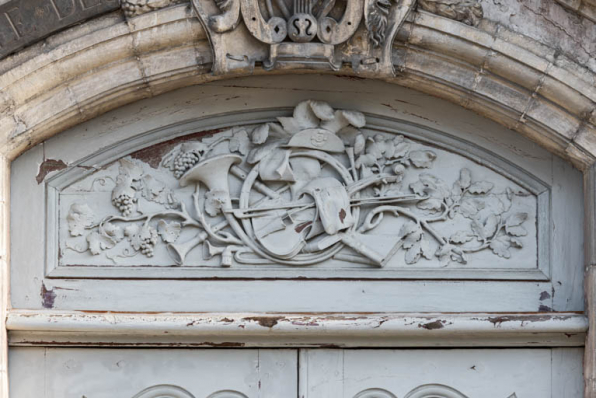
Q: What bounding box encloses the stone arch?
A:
[0,5,594,170]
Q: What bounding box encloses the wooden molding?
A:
[6,310,588,348]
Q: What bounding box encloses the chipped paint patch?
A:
[242,316,285,328]
[36,159,67,184]
[40,283,56,309]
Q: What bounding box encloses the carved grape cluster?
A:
[173,151,202,179]
[112,193,137,217]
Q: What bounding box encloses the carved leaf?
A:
[229,129,250,155]
[417,198,443,211]
[409,150,436,168]
[458,199,480,218]
[420,237,434,260]
[204,190,227,217]
[157,220,181,243]
[405,241,422,264]
[354,134,366,155]
[471,219,486,240]
[391,142,410,158]
[251,124,269,144]
[119,158,144,180]
[468,181,494,194]
[483,214,500,238]
[67,202,95,237]
[510,237,523,248]
[490,237,511,258]
[356,153,377,168]
[141,175,169,205]
[103,222,124,242]
[87,232,115,255]
[309,101,335,121]
[506,212,527,227]
[450,230,474,244]
[247,141,282,164]
[506,225,527,237]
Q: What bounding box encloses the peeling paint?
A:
[418,320,445,330]
[40,283,56,309]
[36,159,67,184]
[242,316,285,328]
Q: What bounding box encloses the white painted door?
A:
[9,348,583,397]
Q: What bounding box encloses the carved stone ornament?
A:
[60,101,537,272]
[192,0,418,75]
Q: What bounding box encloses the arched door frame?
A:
[0,2,595,396]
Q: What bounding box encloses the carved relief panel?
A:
[49,100,547,280]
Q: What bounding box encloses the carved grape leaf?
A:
[229,129,250,155]
[67,202,95,236]
[409,150,436,168]
[204,190,227,217]
[141,175,170,205]
[277,100,322,134]
[471,219,486,240]
[251,124,269,144]
[119,158,144,180]
[468,181,494,194]
[490,237,511,258]
[103,222,124,242]
[124,224,139,238]
[450,230,474,244]
[87,232,115,255]
[157,220,181,243]
[510,237,523,248]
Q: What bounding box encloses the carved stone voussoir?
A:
[417,0,483,26]
[56,101,541,278]
[192,0,416,75]
[122,0,186,18]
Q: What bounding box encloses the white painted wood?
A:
[9,348,297,398]
[19,279,554,312]
[301,348,583,397]
[552,348,584,398]
[6,311,587,348]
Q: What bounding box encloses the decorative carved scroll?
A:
[192,0,416,75]
[59,101,538,273]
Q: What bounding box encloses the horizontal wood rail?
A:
[6,310,588,348]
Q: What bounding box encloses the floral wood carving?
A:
[62,101,535,270]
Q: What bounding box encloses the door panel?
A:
[299,348,584,398]
[9,348,297,398]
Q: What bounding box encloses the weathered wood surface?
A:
[9,348,297,397]
[6,311,588,348]
[299,348,583,397]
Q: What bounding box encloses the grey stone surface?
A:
[0,0,119,59]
